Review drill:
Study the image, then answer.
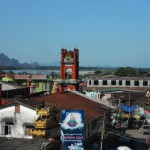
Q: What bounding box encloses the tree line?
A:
[1,66,150,77]
[94,67,150,77]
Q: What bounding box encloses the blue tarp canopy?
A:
[120,103,137,112]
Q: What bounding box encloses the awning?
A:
[120,103,137,113]
[5,122,14,125]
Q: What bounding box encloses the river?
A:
[4,70,94,75]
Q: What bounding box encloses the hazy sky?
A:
[0,0,150,67]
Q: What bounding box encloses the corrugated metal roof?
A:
[31,75,47,80]
[0,99,42,110]
[32,91,112,124]
[15,75,29,79]
[14,74,47,80]
[97,88,122,93]
[0,138,59,150]
[0,138,43,150]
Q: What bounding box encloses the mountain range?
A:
[0,53,60,67]
[1,53,148,68]
[0,53,41,67]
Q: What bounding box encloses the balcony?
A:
[34,120,47,129]
[28,129,45,136]
[64,58,73,63]
[36,107,50,116]
[56,79,80,84]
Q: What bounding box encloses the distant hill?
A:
[0,53,39,67]
[0,53,20,66]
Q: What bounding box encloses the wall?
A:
[14,79,51,93]
[85,91,97,99]
[87,79,150,88]
[85,91,111,101]
[0,104,36,139]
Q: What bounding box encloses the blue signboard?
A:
[61,110,84,150]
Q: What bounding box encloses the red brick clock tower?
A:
[58,48,79,93]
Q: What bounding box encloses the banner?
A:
[61,110,84,150]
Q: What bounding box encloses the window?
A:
[119,80,122,85]
[2,123,12,135]
[102,80,107,85]
[126,81,130,86]
[35,83,39,88]
[65,73,72,79]
[89,80,91,85]
[143,81,148,86]
[94,80,98,85]
[45,82,47,90]
[64,57,73,62]
[111,80,116,85]
[135,81,139,86]
[97,93,100,99]
[24,125,34,135]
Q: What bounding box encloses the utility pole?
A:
[100,113,105,150]
[117,98,121,122]
[129,92,131,118]
[118,98,122,128]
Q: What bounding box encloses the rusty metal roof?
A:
[0,99,42,111]
[15,74,47,80]
[0,137,60,150]
[32,91,111,123]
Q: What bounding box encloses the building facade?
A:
[1,74,52,93]
[87,77,150,88]
[0,101,36,139]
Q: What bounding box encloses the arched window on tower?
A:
[65,68,72,79]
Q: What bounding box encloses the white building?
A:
[0,100,40,139]
[87,76,150,88]
[85,91,111,101]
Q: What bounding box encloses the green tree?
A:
[115,67,137,77]
[137,69,149,76]
[8,70,14,74]
[94,70,102,74]
[0,70,5,74]
[18,71,28,75]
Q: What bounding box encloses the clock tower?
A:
[58,48,79,93]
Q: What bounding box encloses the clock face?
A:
[66,68,72,73]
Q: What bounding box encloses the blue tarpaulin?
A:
[119,103,137,112]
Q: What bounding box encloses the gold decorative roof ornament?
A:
[28,102,60,137]
[28,129,45,136]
